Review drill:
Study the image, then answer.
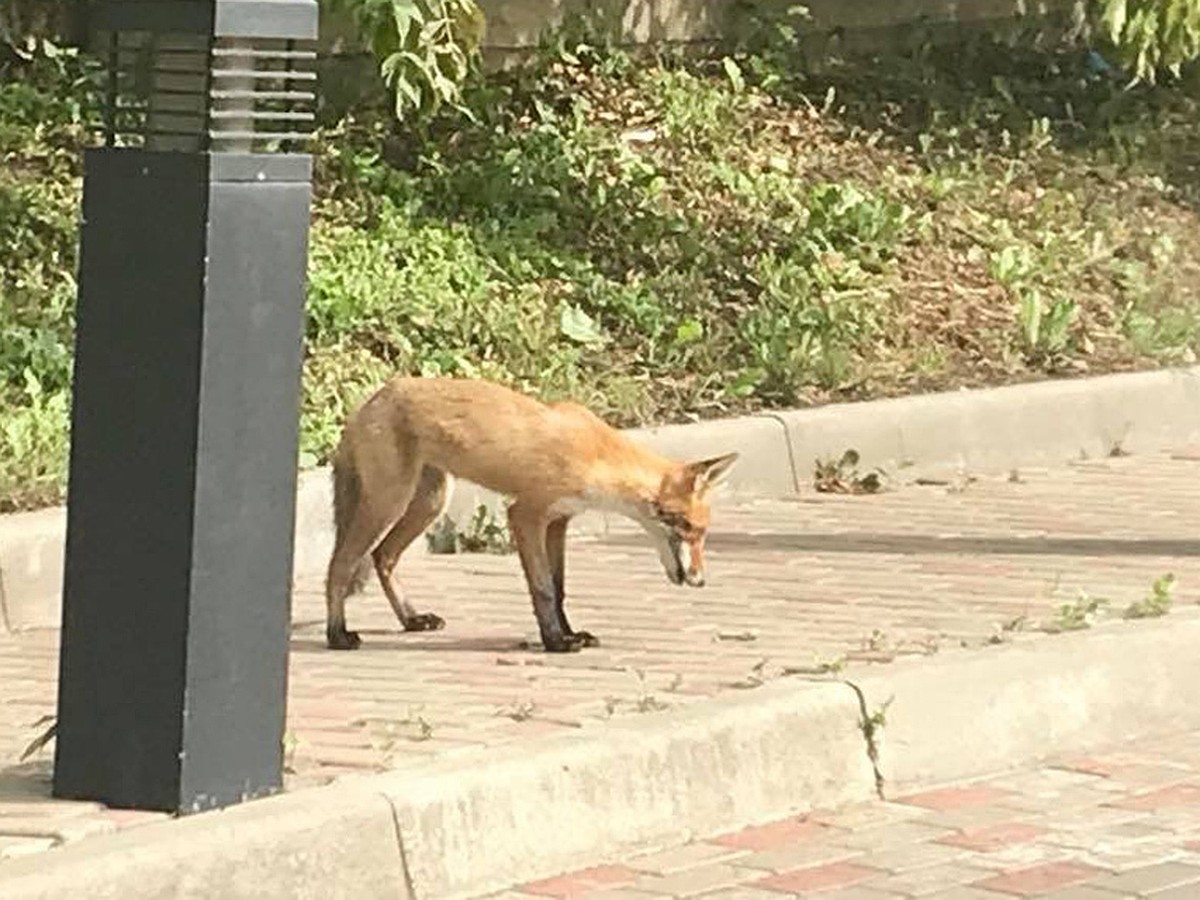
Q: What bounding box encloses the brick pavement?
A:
[2,448,1200,866]
[491,729,1200,899]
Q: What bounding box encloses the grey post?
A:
[53,0,318,814]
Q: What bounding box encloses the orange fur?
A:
[324,376,737,652]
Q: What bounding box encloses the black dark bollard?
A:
[53,0,318,814]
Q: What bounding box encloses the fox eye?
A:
[654,508,687,532]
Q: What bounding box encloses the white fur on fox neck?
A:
[541,492,689,583]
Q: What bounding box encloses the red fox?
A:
[325,377,738,652]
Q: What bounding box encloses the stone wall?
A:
[475,0,1050,50]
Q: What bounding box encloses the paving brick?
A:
[690,889,781,900]
[755,861,883,893]
[1145,885,1200,900]
[0,835,56,859]
[926,806,1047,832]
[939,824,1051,853]
[734,841,864,873]
[711,817,830,850]
[973,861,1105,896]
[0,815,117,842]
[842,820,956,849]
[628,842,746,875]
[871,862,999,897]
[632,863,758,896]
[867,841,970,873]
[900,787,1014,812]
[1085,861,1200,895]
[1108,785,1200,812]
[812,888,908,900]
[810,802,929,830]
[521,865,641,897]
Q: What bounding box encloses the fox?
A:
[324,376,739,653]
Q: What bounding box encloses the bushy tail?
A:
[331,448,371,595]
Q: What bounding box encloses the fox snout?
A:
[666,535,706,587]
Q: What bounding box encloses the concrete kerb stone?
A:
[0,679,873,900]
[0,782,411,900]
[373,678,874,900]
[0,507,66,633]
[777,367,1200,482]
[852,608,1200,797]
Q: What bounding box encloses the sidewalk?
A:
[492,728,1200,899]
[3,446,1200,866]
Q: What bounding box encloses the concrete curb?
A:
[376,679,874,899]
[4,614,1200,898]
[776,367,1200,482]
[0,783,412,900]
[4,366,1200,631]
[853,608,1200,796]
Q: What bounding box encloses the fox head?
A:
[645,452,739,588]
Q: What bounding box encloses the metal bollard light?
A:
[54,0,318,814]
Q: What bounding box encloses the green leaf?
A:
[559,304,608,346]
[1101,0,1128,41]
[675,319,704,345]
[392,0,422,45]
[722,56,745,92]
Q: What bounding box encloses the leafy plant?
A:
[1049,591,1109,631]
[425,504,514,554]
[814,449,885,494]
[7,26,1200,513]
[1018,289,1079,363]
[326,0,485,120]
[1125,572,1176,618]
[1095,0,1200,82]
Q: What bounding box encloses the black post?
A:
[53,0,318,814]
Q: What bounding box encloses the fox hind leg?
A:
[545,516,598,648]
[325,444,421,650]
[373,467,450,633]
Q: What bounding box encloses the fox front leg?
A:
[545,517,599,648]
[509,505,589,653]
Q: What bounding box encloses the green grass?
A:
[5,21,1200,510]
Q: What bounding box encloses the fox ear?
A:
[688,452,740,492]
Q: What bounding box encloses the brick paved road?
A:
[490,729,1200,899]
[2,448,1200,863]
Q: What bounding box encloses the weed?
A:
[425,514,459,554]
[425,504,514,555]
[1125,572,1176,619]
[498,700,537,722]
[727,657,770,689]
[783,653,847,676]
[860,695,895,745]
[1048,591,1109,632]
[19,714,56,762]
[409,715,435,741]
[862,628,889,652]
[716,630,758,642]
[988,614,1029,645]
[814,449,885,494]
[282,731,300,773]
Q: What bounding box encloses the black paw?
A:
[404,612,446,633]
[542,632,595,653]
[326,626,362,650]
